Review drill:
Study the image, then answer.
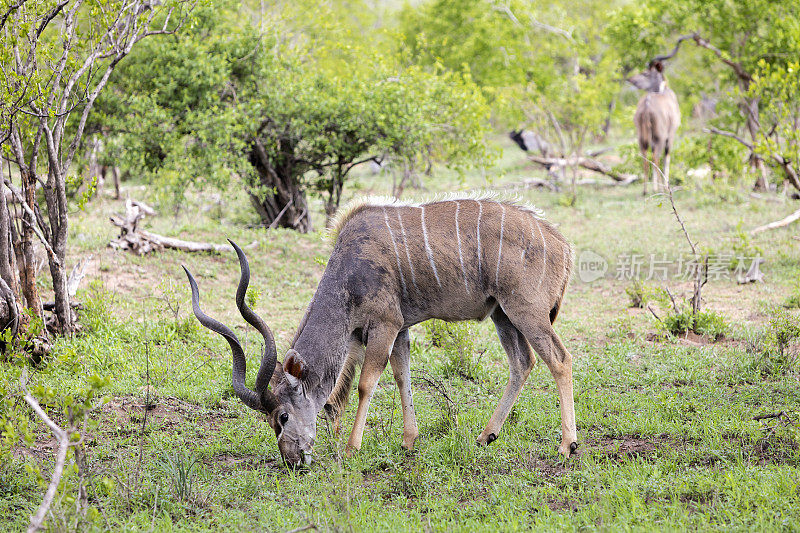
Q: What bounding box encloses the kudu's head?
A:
[627,60,667,93]
[183,241,316,468]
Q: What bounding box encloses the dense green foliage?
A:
[96,2,490,226]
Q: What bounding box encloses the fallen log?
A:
[109,199,256,255]
[501,178,558,191]
[751,208,800,235]
[527,154,638,183]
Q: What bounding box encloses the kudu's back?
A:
[329,195,573,328]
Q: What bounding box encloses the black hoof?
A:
[570,441,579,453]
[486,433,497,444]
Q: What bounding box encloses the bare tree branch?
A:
[20,369,69,533]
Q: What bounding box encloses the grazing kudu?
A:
[628,60,681,194]
[184,194,577,468]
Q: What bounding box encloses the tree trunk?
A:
[740,96,769,191]
[324,168,345,226]
[0,163,20,296]
[248,139,310,233]
[43,168,73,334]
[19,169,44,324]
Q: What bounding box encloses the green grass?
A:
[2,137,800,531]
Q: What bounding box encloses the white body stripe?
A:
[395,210,418,292]
[535,218,547,290]
[420,206,442,287]
[383,208,408,297]
[496,203,505,287]
[476,200,483,279]
[453,201,470,294]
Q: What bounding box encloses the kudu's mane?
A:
[327,191,546,243]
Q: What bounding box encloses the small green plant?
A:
[423,320,481,381]
[158,450,199,502]
[79,280,113,334]
[746,308,800,377]
[730,222,763,270]
[246,287,261,310]
[625,280,657,308]
[782,278,800,309]
[557,193,577,208]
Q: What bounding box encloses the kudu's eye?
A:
[279,412,289,425]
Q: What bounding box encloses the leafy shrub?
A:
[752,309,800,375]
[423,320,481,381]
[660,308,729,340]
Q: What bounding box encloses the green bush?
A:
[750,308,800,376]
[660,308,729,340]
[423,320,482,381]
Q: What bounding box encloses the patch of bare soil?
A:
[11,437,59,462]
[547,498,579,512]
[99,395,239,435]
[675,331,718,346]
[753,435,800,465]
[588,433,684,461]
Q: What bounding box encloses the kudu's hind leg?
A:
[389,329,419,450]
[477,307,536,445]
[503,306,578,458]
[346,323,400,454]
[640,149,650,196]
[662,146,672,191]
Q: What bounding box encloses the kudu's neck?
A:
[291,259,352,411]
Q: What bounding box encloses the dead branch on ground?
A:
[751,208,800,235]
[527,154,638,183]
[109,199,255,255]
[21,369,88,533]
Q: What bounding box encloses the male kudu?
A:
[629,60,681,194]
[184,194,577,467]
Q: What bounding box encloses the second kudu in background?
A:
[629,60,681,195]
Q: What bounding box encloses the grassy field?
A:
[2,139,800,531]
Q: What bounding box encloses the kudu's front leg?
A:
[346,323,401,454]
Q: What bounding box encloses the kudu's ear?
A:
[283,349,307,388]
[652,60,664,72]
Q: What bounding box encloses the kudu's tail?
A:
[549,241,574,325]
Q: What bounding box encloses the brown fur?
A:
[629,62,681,194]
[324,194,577,457]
